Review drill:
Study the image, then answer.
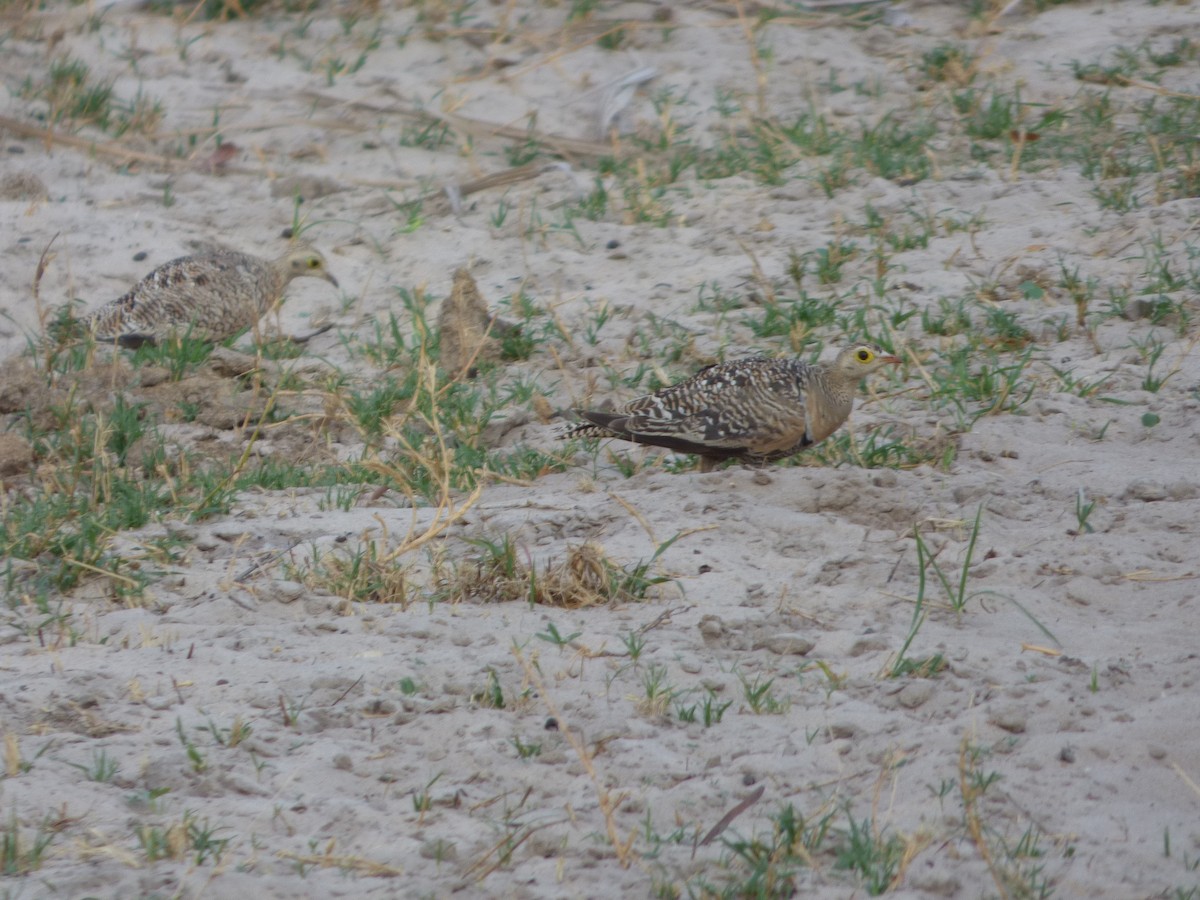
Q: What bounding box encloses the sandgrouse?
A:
[564,343,900,472]
[72,245,339,347]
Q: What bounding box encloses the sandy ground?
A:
[2,0,1200,897]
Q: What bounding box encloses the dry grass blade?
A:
[309,89,612,163]
[0,111,358,176]
[362,480,484,565]
[699,784,765,846]
[1170,760,1200,801]
[698,0,870,27]
[276,845,403,876]
[462,816,570,882]
[32,231,57,309]
[318,352,488,567]
[635,605,687,636]
[5,733,22,777]
[61,557,142,588]
[513,646,638,868]
[1021,643,1061,657]
[0,113,189,170]
[33,231,62,364]
[959,736,1008,900]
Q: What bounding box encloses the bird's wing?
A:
[619,359,813,453]
[574,409,747,459]
[618,408,761,449]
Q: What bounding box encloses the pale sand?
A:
[1,1,1198,897]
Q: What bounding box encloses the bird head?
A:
[834,343,902,378]
[284,247,339,288]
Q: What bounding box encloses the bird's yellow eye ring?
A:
[856,348,873,362]
[307,257,320,269]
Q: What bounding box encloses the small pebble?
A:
[898,681,934,709]
[262,580,305,604]
[848,637,889,657]
[989,706,1027,734]
[1125,480,1167,502]
[756,633,814,656]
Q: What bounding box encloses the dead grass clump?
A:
[146,0,320,23]
[294,540,416,606]
[443,538,675,608]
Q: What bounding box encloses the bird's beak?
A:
[324,272,340,288]
[882,354,901,365]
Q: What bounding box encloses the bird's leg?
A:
[288,323,335,345]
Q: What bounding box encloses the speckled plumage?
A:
[564,343,900,472]
[80,245,338,346]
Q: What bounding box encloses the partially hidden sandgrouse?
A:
[564,343,901,472]
[75,245,339,347]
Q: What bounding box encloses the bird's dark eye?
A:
[308,257,320,269]
[857,348,872,362]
